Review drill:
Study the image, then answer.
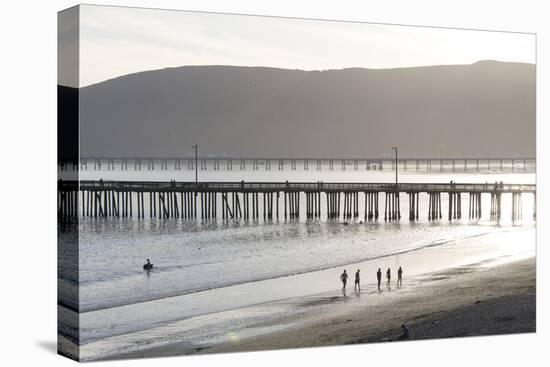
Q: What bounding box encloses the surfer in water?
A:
[143,259,153,270]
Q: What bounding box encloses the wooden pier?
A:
[58,181,536,223]
[58,156,536,173]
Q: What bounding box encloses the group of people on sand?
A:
[340,266,403,295]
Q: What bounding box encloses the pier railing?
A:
[69,180,535,194]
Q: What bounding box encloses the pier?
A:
[58,156,536,173]
[58,181,536,223]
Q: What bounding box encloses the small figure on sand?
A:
[340,270,348,295]
[397,324,410,340]
[354,269,361,292]
[397,266,403,287]
[377,268,382,291]
[386,268,391,290]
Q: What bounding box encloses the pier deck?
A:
[73,181,534,194]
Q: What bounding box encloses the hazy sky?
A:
[71,4,535,87]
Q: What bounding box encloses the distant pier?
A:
[58,156,536,173]
[58,181,536,223]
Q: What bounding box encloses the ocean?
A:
[57,166,536,360]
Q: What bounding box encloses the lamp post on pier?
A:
[192,144,198,185]
[392,146,398,189]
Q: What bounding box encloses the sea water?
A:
[57,167,535,360]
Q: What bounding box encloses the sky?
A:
[60,4,535,87]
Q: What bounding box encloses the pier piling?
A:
[59,181,534,225]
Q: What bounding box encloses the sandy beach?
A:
[111,255,535,360]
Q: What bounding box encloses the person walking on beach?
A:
[377,268,382,290]
[340,270,348,295]
[397,266,403,287]
[354,269,361,292]
[386,268,391,289]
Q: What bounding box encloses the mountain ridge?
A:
[61,61,535,158]
[76,60,533,88]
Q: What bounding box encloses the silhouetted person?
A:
[99,178,104,187]
[377,268,382,290]
[386,268,391,289]
[354,269,361,292]
[143,258,153,270]
[397,324,410,340]
[397,266,403,287]
[241,180,245,189]
[340,270,348,295]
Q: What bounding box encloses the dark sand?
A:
[113,257,535,360]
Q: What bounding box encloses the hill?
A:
[68,61,535,158]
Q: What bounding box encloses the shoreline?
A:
[73,226,507,314]
[77,227,534,359]
[109,256,535,361]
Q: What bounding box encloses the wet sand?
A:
[113,256,535,360]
